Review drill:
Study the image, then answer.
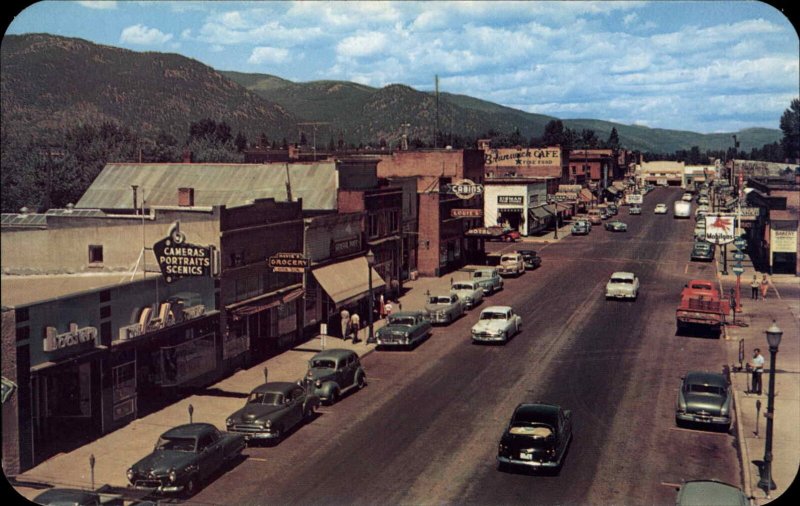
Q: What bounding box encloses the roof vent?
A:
[178,187,195,207]
[19,207,29,215]
[65,203,75,213]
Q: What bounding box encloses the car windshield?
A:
[310,359,336,369]
[481,312,508,320]
[500,255,516,262]
[610,277,632,284]
[389,316,416,326]
[247,392,283,405]
[694,244,710,250]
[156,436,196,452]
[429,296,452,304]
[688,384,725,396]
[452,283,473,290]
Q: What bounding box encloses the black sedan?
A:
[516,249,542,269]
[690,241,715,262]
[226,382,319,443]
[497,403,572,472]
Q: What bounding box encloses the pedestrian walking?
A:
[340,308,350,340]
[760,274,769,300]
[379,294,386,319]
[385,301,393,317]
[748,348,765,395]
[750,275,759,300]
[350,312,361,343]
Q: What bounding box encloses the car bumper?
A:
[377,339,411,347]
[675,412,731,426]
[498,269,520,276]
[472,333,505,342]
[429,314,451,324]
[606,292,635,299]
[227,428,281,440]
[129,481,185,494]
[497,455,560,468]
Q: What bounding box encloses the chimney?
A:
[178,187,194,207]
[182,148,192,163]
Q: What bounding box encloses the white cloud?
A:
[248,47,290,65]
[119,24,173,46]
[336,32,389,59]
[77,1,116,10]
[623,13,638,26]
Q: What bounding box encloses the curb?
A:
[731,380,755,504]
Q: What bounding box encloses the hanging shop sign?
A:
[445,179,484,200]
[771,229,798,253]
[704,214,736,245]
[43,323,97,352]
[153,222,214,284]
[330,236,361,258]
[497,195,524,205]
[268,252,309,273]
[451,208,483,218]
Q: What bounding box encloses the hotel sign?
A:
[268,252,308,273]
[451,208,483,218]
[153,223,213,284]
[44,324,97,352]
[497,195,524,205]
[485,148,561,167]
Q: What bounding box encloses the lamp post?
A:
[366,249,376,344]
[758,321,782,496]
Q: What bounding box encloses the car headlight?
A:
[404,337,410,344]
[315,379,322,388]
[126,468,134,482]
[168,469,177,483]
[264,419,272,428]
[226,418,233,426]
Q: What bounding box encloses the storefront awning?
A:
[579,189,594,202]
[529,206,552,220]
[313,256,385,307]
[227,285,303,320]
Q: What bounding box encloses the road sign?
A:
[733,252,745,261]
[732,265,744,275]
[734,237,747,250]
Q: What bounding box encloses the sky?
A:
[4,0,799,134]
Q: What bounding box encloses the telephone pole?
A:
[297,122,330,161]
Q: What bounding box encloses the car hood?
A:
[377,325,411,336]
[229,403,287,422]
[684,393,726,415]
[306,368,336,382]
[472,320,507,332]
[425,303,452,312]
[132,450,197,475]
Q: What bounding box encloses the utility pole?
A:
[297,122,330,161]
[401,123,411,151]
[434,75,439,149]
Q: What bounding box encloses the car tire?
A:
[503,330,508,342]
[182,477,197,499]
[329,389,339,405]
[357,374,366,389]
[498,462,511,473]
[304,405,315,422]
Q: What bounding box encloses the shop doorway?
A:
[498,210,524,231]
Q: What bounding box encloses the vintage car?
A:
[654,203,668,214]
[497,403,572,472]
[126,423,246,497]
[604,220,628,232]
[629,205,642,215]
[516,249,542,270]
[607,203,619,215]
[695,205,710,219]
[605,271,639,300]
[450,280,484,309]
[675,480,748,506]
[675,371,732,431]
[34,488,123,506]
[690,241,715,262]
[471,306,522,344]
[225,382,319,442]
[587,209,603,225]
[375,310,432,348]
[571,221,590,235]
[425,293,465,324]
[682,192,694,202]
[469,267,504,295]
[303,349,366,405]
[498,252,525,277]
[693,222,706,240]
[697,195,710,206]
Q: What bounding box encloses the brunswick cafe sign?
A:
[153,222,214,284]
[444,179,484,200]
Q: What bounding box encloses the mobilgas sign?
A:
[153,222,214,283]
[704,214,736,245]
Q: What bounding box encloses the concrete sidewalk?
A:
[718,259,799,504]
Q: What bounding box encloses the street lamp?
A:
[366,249,376,344]
[758,321,783,496]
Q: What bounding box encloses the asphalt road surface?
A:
[192,187,741,506]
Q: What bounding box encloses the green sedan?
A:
[604,220,628,232]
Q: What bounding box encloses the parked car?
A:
[498,252,525,277]
[375,310,432,348]
[469,267,504,295]
[450,280,485,309]
[571,221,590,235]
[675,480,748,506]
[587,209,603,225]
[693,222,706,240]
[682,192,693,202]
[425,293,465,324]
[471,306,522,344]
[126,423,246,497]
[34,488,123,506]
[695,205,710,220]
[697,196,710,206]
[516,249,542,269]
[226,382,319,442]
[497,403,572,472]
[690,241,715,262]
[303,349,367,405]
[629,205,642,215]
[675,371,732,431]
[605,271,639,300]
[607,203,619,215]
[654,203,668,214]
[604,220,628,232]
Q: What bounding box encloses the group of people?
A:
[749,274,770,300]
[338,295,396,343]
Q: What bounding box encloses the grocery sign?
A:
[268,252,308,273]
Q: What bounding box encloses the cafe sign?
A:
[44,323,97,352]
[153,222,214,284]
[268,252,308,273]
[485,147,561,167]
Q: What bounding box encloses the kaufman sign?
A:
[704,214,736,245]
[153,223,214,283]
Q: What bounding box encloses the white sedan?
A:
[654,203,668,214]
[471,306,521,344]
[605,272,640,300]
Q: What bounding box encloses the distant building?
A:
[744,177,799,275]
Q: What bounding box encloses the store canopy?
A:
[529,206,552,220]
[313,256,385,307]
[579,189,594,202]
[227,286,303,320]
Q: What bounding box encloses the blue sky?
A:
[5,1,798,134]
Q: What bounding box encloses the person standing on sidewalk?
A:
[340,308,350,341]
[350,311,361,343]
[750,275,760,300]
[760,274,769,300]
[749,348,765,395]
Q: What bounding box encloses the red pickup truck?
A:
[676,279,730,335]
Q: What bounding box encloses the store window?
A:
[161,332,217,387]
[88,245,103,264]
[112,361,136,403]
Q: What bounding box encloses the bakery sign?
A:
[153,222,214,284]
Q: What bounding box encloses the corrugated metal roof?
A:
[1,213,48,228]
[76,162,337,210]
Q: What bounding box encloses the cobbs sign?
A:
[153,223,213,283]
